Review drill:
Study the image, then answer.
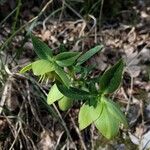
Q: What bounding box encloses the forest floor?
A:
[0,0,150,150]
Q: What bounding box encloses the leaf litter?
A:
[0,0,150,149]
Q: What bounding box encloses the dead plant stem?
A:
[69,113,87,150]
[99,0,104,29]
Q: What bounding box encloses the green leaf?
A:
[54,65,70,87]
[56,82,96,100]
[95,104,119,139]
[47,84,64,105]
[55,52,80,60]
[55,52,81,67]
[19,63,32,74]
[99,59,124,94]
[58,97,73,111]
[79,101,103,130]
[31,35,53,60]
[104,97,128,127]
[77,45,103,66]
[32,59,54,75]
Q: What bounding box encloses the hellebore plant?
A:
[20,35,127,139]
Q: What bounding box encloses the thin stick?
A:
[64,1,83,19]
[42,8,62,31]
[99,0,104,29]
[69,113,87,150]
[90,124,95,150]
[9,122,22,150]
[59,0,65,23]
[0,7,17,26]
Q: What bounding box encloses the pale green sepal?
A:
[19,63,32,74]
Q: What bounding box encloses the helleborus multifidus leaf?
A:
[31,35,53,60]
[56,82,96,100]
[55,52,81,67]
[32,59,54,76]
[47,84,64,105]
[76,45,103,66]
[78,101,103,130]
[99,59,124,94]
[54,65,70,87]
[19,63,32,74]
[94,104,120,139]
[104,97,128,127]
[94,96,128,139]
[58,96,73,111]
